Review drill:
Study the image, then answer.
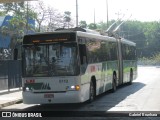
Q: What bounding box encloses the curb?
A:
[0,99,23,109]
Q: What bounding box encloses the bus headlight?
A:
[23,87,33,92]
[26,87,30,91]
[67,85,80,91]
[71,86,75,89]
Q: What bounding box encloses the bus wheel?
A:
[89,80,95,103]
[129,69,133,85]
[111,74,117,93]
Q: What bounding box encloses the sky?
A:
[31,0,160,24]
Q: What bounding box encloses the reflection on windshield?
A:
[24,43,78,77]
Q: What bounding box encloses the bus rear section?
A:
[120,39,137,84]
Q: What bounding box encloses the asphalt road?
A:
[1,66,160,119]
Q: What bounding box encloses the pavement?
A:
[0,88,22,109]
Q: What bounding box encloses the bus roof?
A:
[120,38,136,46]
[76,31,117,42]
[23,28,136,46]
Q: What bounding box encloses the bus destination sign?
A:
[23,32,76,44]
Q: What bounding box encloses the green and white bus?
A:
[21,28,137,104]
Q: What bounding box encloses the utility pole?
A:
[26,1,29,34]
[106,0,109,29]
[76,0,78,27]
[94,8,95,24]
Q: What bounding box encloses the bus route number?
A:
[59,79,68,83]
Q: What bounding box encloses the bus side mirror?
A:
[13,48,18,60]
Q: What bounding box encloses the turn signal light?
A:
[75,85,80,91]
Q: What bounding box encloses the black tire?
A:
[129,70,133,85]
[88,80,95,103]
[111,74,117,93]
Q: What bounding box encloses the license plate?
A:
[44,93,54,98]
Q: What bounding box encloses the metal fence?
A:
[0,60,22,91]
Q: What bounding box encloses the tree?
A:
[97,21,108,31]
[143,22,160,56]
[0,11,6,16]
[1,2,36,34]
[79,20,87,28]
[97,20,116,31]
[46,7,64,31]
[30,1,48,32]
[63,11,74,28]
[1,2,25,15]
[88,23,97,30]
[31,1,68,32]
[0,2,35,59]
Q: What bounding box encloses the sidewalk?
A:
[0,88,22,109]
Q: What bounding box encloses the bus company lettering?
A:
[90,66,96,72]
[26,79,35,83]
[41,83,51,90]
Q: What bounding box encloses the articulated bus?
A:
[21,28,137,104]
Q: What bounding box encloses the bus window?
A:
[79,44,87,65]
[24,43,78,77]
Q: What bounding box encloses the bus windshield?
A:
[23,43,78,77]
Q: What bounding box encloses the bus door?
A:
[101,64,106,93]
[78,44,88,75]
[117,39,123,85]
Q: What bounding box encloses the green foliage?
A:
[97,20,115,31]
[63,11,72,28]
[2,2,25,16]
[97,20,160,58]
[0,11,6,16]
[138,52,160,65]
[64,11,71,22]
[0,2,36,59]
[88,23,97,30]
[79,20,87,28]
